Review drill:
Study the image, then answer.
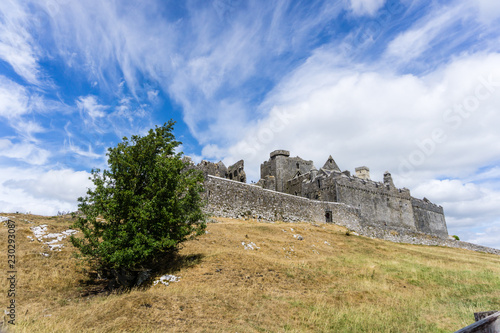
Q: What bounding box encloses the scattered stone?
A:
[242,241,259,250]
[153,274,181,286]
[30,225,78,251]
[293,234,304,240]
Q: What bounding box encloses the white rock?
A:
[153,274,181,286]
[242,241,259,250]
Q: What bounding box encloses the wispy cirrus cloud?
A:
[77,95,107,127]
[0,0,42,85]
[384,1,500,72]
[0,75,29,118]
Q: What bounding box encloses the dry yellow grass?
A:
[1,213,499,332]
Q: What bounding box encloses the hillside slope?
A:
[1,213,499,332]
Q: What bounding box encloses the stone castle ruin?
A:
[256,150,448,237]
[187,149,448,240]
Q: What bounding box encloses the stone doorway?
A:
[325,210,332,223]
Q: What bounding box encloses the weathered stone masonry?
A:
[258,150,449,238]
[203,175,362,232]
[190,149,448,238]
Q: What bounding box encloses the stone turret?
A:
[384,171,395,188]
[355,166,370,180]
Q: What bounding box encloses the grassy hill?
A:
[1,213,499,332]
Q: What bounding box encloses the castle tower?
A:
[260,150,315,192]
[355,166,370,180]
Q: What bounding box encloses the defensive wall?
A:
[201,176,500,256]
[333,176,417,232]
[411,198,448,237]
[203,175,362,231]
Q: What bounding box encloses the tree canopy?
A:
[71,121,206,286]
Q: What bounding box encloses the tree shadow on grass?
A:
[77,252,205,296]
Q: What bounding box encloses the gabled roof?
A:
[322,155,340,172]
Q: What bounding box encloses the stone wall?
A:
[360,223,500,255]
[411,198,448,237]
[203,175,500,256]
[203,175,362,231]
[334,176,416,231]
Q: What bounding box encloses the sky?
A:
[1,0,500,249]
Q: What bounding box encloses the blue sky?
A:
[1,0,500,249]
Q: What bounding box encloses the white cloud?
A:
[0,75,52,141]
[0,0,41,84]
[28,0,345,145]
[0,0,498,250]
[0,75,29,118]
[0,167,92,215]
[63,138,102,160]
[412,179,500,229]
[0,139,50,165]
[349,0,386,16]
[476,0,500,23]
[77,95,107,125]
[384,3,467,63]
[464,224,500,249]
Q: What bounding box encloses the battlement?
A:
[411,197,444,214]
[335,176,412,199]
[270,150,290,158]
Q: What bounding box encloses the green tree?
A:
[71,121,206,287]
